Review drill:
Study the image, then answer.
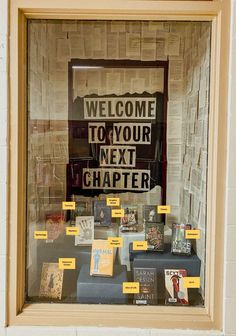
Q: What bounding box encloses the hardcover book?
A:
[171,223,192,255]
[93,200,111,227]
[120,205,138,233]
[39,263,64,300]
[75,216,94,246]
[90,239,114,277]
[164,269,188,305]
[143,205,160,223]
[145,222,164,251]
[45,213,65,242]
[133,267,157,305]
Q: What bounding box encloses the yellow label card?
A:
[66,227,80,236]
[106,198,120,206]
[62,201,76,210]
[183,277,200,288]
[133,241,148,251]
[157,205,171,214]
[112,209,125,218]
[34,231,48,239]
[108,237,123,248]
[185,229,201,239]
[59,258,76,270]
[123,282,140,294]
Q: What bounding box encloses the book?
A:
[143,205,162,223]
[70,195,90,225]
[120,205,138,233]
[133,268,157,305]
[75,216,94,245]
[164,269,188,305]
[145,222,164,251]
[171,223,192,255]
[90,239,114,277]
[39,263,64,300]
[93,200,111,227]
[45,213,65,242]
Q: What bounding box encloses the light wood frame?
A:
[8,0,230,330]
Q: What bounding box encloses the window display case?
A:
[26,19,210,309]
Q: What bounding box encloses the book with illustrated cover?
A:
[143,205,161,223]
[171,223,192,255]
[45,213,65,242]
[75,216,94,246]
[164,269,188,305]
[145,222,164,251]
[90,239,114,277]
[39,263,64,300]
[70,195,90,225]
[120,205,138,233]
[93,200,111,227]
[133,268,157,305]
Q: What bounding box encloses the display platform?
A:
[77,264,129,304]
[131,243,201,301]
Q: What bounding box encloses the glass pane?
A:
[27,20,210,307]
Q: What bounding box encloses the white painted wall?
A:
[0,0,236,335]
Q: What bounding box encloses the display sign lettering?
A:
[83,168,150,190]
[84,97,156,120]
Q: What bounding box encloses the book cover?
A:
[45,213,65,242]
[39,263,64,300]
[145,222,164,251]
[120,205,138,233]
[93,200,111,227]
[133,268,157,305]
[70,195,90,225]
[90,239,114,277]
[164,269,188,305]
[171,223,192,255]
[143,205,161,223]
[75,216,94,245]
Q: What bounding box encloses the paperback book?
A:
[70,195,90,225]
[45,213,65,242]
[120,205,138,233]
[143,205,162,223]
[164,269,188,305]
[133,267,157,305]
[39,263,64,300]
[93,200,111,227]
[171,223,192,255]
[145,222,164,251]
[90,239,114,277]
[75,216,94,246]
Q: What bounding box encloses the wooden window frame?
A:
[8,0,230,329]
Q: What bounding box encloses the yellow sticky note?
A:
[112,209,124,218]
[123,282,140,294]
[62,201,76,210]
[108,237,123,248]
[34,231,48,239]
[183,277,200,288]
[107,198,120,206]
[59,258,76,270]
[133,241,148,251]
[185,229,201,239]
[66,227,80,236]
[157,205,171,214]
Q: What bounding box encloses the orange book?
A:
[90,240,114,277]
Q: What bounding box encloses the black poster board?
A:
[67,59,168,202]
